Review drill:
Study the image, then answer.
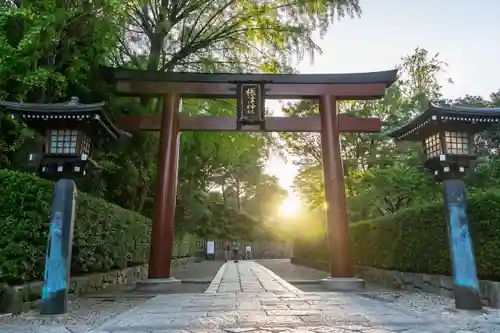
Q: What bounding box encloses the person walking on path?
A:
[245,245,252,259]
[223,239,230,262]
[232,240,240,263]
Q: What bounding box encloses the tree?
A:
[114,0,361,74]
[241,174,287,221]
[94,0,363,228]
[445,92,500,158]
[0,0,124,102]
[0,0,367,242]
[448,91,500,191]
[281,47,453,223]
[102,0,364,228]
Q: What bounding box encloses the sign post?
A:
[206,241,215,260]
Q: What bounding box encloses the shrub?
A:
[0,169,152,285]
[293,190,500,281]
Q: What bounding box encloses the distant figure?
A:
[245,245,252,260]
[232,240,240,262]
[223,239,230,262]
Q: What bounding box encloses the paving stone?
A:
[266,310,323,316]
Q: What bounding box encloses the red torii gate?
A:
[102,67,397,289]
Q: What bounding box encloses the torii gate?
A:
[102,67,397,289]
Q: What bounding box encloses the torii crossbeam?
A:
[102,66,398,289]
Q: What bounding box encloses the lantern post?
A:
[387,103,500,310]
[0,97,127,315]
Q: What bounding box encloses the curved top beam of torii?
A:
[101,66,398,100]
[101,66,398,133]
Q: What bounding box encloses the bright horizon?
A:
[266,0,500,205]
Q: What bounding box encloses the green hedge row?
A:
[293,191,500,281]
[0,169,191,285]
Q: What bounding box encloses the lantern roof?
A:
[386,103,500,141]
[0,97,127,140]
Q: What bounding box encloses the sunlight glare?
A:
[279,194,302,217]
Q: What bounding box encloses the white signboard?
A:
[206,241,215,254]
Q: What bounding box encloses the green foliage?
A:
[0,0,125,102]
[172,234,197,258]
[193,202,275,242]
[0,114,33,168]
[283,47,449,200]
[241,173,287,221]
[0,169,151,285]
[282,47,500,226]
[0,167,272,285]
[347,162,440,221]
[76,98,159,213]
[117,0,361,73]
[294,190,500,281]
[0,0,362,246]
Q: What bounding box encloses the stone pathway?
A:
[205,260,302,293]
[5,261,500,332]
[87,262,500,332]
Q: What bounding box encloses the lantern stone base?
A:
[321,277,365,291]
[136,278,181,293]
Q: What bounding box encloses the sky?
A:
[266,0,500,196]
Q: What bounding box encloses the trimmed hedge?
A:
[293,191,500,281]
[0,169,154,285]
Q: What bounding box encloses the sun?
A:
[279,195,302,217]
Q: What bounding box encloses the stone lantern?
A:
[0,97,128,315]
[387,103,500,310]
[0,97,125,179]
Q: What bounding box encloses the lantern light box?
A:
[0,97,128,179]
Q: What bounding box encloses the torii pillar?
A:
[137,93,182,292]
[319,95,364,291]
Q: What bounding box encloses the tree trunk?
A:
[140,33,164,106]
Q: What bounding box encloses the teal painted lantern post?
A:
[387,103,500,310]
[0,97,128,315]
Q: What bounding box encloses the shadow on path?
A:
[255,258,392,292]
